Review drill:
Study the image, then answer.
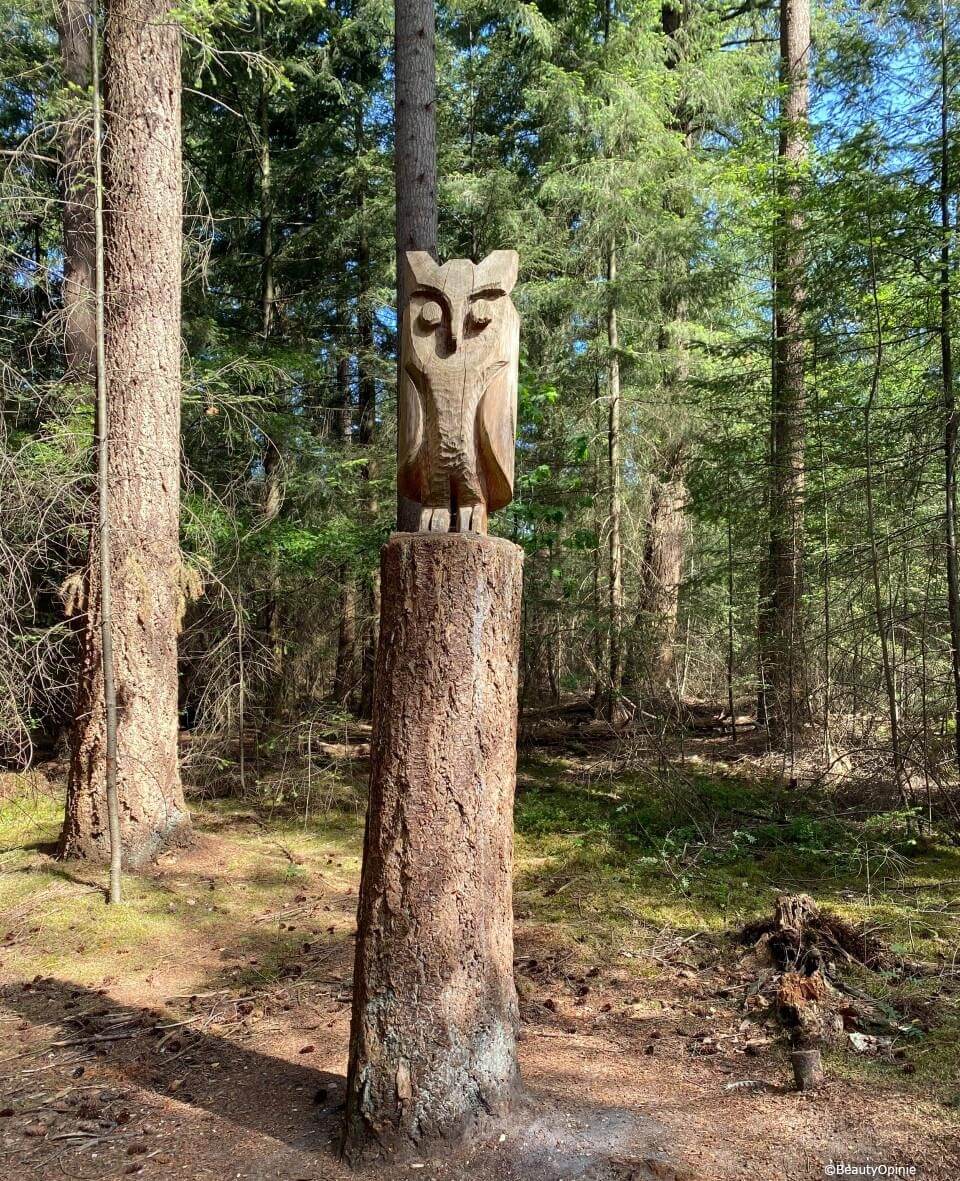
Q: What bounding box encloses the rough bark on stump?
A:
[342,533,523,1163]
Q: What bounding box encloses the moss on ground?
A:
[2,753,959,1102]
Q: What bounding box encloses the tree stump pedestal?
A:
[342,532,523,1163]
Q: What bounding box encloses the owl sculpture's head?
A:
[403,250,519,365]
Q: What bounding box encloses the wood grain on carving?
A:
[398,250,519,533]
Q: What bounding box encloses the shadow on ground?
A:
[1,977,682,1181]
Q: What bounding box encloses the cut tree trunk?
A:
[343,533,523,1163]
[60,0,189,867]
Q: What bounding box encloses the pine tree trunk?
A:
[333,352,357,708]
[60,0,189,867]
[395,0,438,532]
[356,194,379,718]
[343,534,522,1163]
[261,444,284,719]
[57,0,96,376]
[394,0,437,282]
[764,0,811,745]
[633,452,686,698]
[334,576,357,707]
[606,243,626,721]
[256,20,284,717]
[256,6,275,340]
[938,0,960,774]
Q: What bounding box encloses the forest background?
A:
[2,0,960,812]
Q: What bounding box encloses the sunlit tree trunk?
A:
[606,243,626,720]
[343,535,522,1162]
[256,6,274,341]
[761,0,811,746]
[61,0,189,866]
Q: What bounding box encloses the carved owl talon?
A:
[398,251,520,535]
[457,504,487,534]
[429,508,451,533]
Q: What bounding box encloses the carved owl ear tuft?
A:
[475,250,519,295]
[404,250,441,294]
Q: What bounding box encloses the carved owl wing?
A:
[397,251,440,502]
[476,251,519,511]
[397,368,425,502]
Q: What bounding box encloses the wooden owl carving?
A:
[398,249,519,534]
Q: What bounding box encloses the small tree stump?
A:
[342,533,523,1163]
[791,1048,825,1090]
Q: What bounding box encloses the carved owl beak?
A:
[446,299,465,351]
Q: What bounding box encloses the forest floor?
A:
[1,731,960,1180]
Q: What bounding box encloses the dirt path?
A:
[1,825,957,1181]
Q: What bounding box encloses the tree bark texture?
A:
[395,0,438,532]
[938,0,960,773]
[606,243,626,720]
[61,0,189,866]
[334,575,357,707]
[343,533,523,1163]
[633,456,686,697]
[357,212,381,716]
[57,0,97,376]
[333,352,357,709]
[763,0,811,742]
[394,0,438,289]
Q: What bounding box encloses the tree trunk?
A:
[333,351,356,708]
[864,213,907,805]
[261,443,284,717]
[57,0,97,376]
[633,448,686,698]
[60,0,189,867]
[606,242,626,720]
[256,6,275,340]
[395,0,438,532]
[334,577,357,707]
[343,533,522,1163]
[356,155,380,717]
[256,13,284,715]
[939,0,960,774]
[591,378,605,714]
[763,0,811,745]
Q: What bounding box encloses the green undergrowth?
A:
[514,756,960,955]
[0,780,363,993]
[2,755,959,1102]
[512,754,960,1105]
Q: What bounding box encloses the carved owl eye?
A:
[419,300,443,328]
[469,299,495,329]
